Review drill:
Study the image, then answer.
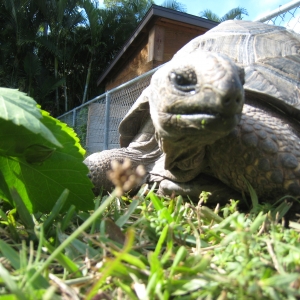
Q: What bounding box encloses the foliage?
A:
[0,87,94,212]
[160,0,186,12]
[76,111,89,147]
[199,6,248,22]
[0,0,247,116]
[104,0,154,21]
[0,0,144,116]
[0,181,300,299]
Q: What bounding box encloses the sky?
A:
[98,0,300,31]
[183,0,294,21]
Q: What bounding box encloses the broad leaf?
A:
[0,89,94,212]
[0,88,61,158]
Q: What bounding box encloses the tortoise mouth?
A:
[173,113,218,125]
[157,111,240,134]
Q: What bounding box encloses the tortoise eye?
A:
[169,70,197,92]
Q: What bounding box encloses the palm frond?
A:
[35,35,62,59]
[24,53,41,77]
[220,7,248,22]
[161,0,186,12]
[80,0,101,40]
[199,9,220,22]
[38,76,66,99]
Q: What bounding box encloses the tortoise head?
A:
[149,51,245,145]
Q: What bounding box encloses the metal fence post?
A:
[72,108,77,128]
[254,0,300,23]
[103,92,111,150]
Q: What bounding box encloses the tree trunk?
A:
[64,40,68,112]
[55,56,59,112]
[82,56,92,104]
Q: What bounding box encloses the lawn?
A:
[1,88,300,299]
[0,184,300,299]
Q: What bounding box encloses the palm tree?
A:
[79,0,146,104]
[103,0,153,22]
[0,0,42,89]
[80,0,101,104]
[0,0,158,114]
[199,7,248,22]
[35,0,85,113]
[160,0,186,12]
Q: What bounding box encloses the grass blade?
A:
[0,240,20,269]
[0,264,25,300]
[116,199,139,227]
[43,189,69,232]
[11,188,34,230]
[26,190,117,286]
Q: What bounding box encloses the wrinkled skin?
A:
[149,52,244,183]
[84,49,300,202]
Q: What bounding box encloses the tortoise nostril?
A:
[236,98,241,105]
[223,97,231,105]
[222,94,242,107]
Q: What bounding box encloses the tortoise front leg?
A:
[158,174,243,204]
[84,148,148,195]
[84,128,163,195]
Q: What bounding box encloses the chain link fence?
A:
[59,67,159,154]
[58,0,300,154]
[254,0,300,32]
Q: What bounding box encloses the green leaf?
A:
[0,88,61,158]
[158,207,173,223]
[0,240,20,269]
[260,273,299,287]
[111,251,146,270]
[57,231,99,258]
[200,206,224,223]
[42,238,82,277]
[115,199,139,227]
[43,189,69,232]
[11,189,34,230]
[220,7,248,22]
[24,53,41,77]
[148,191,164,211]
[249,211,266,233]
[27,268,49,290]
[41,109,86,156]
[0,294,18,299]
[116,280,139,300]
[199,9,220,22]
[154,224,169,256]
[23,144,56,164]
[170,246,187,277]
[0,264,25,300]
[61,205,76,231]
[171,279,207,296]
[0,99,94,212]
[0,170,12,203]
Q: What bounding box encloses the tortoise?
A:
[84,20,300,202]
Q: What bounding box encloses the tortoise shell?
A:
[175,20,300,117]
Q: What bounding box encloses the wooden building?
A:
[97,5,218,91]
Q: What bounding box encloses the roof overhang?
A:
[97,5,218,86]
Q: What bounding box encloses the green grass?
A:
[0,185,300,299]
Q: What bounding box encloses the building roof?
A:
[96,5,218,86]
